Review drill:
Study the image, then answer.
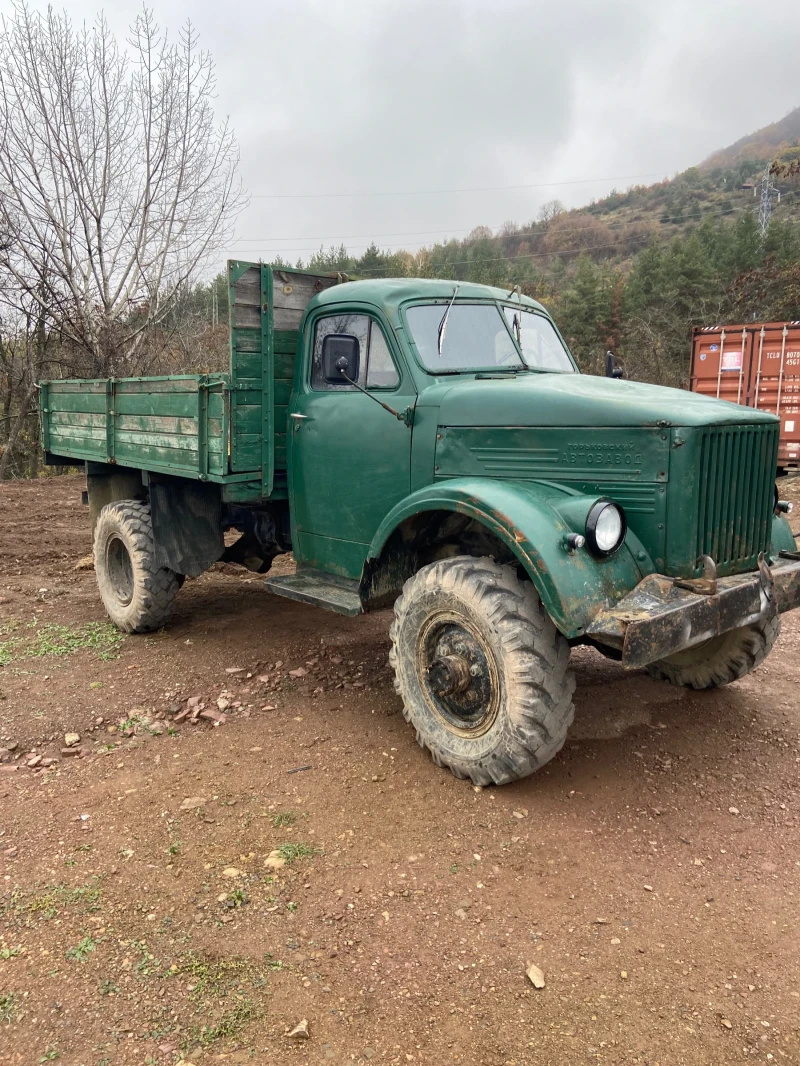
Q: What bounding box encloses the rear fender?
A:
[365,478,646,638]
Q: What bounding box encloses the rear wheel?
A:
[93,500,180,633]
[645,614,779,690]
[389,555,575,786]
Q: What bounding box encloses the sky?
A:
[7,0,800,271]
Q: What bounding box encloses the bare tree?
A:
[0,2,246,376]
[537,199,566,225]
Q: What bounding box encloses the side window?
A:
[366,321,399,389]
[311,314,369,391]
[311,314,399,391]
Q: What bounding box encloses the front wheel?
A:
[93,500,181,633]
[645,614,780,690]
[389,556,575,786]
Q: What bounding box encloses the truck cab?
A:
[41,266,800,786]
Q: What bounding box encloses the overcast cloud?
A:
[7,0,800,269]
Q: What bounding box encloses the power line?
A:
[225,203,760,257]
[248,173,664,200]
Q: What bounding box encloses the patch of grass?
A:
[270,811,297,829]
[275,842,319,864]
[0,992,16,1023]
[66,935,97,962]
[174,951,254,999]
[22,880,102,921]
[0,619,124,666]
[192,1000,255,1046]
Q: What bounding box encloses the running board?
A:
[264,569,363,617]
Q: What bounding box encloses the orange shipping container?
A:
[690,321,800,472]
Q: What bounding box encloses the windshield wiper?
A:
[437,285,459,356]
[505,285,531,368]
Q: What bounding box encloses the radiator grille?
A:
[695,424,777,570]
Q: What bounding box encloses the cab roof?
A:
[307,277,549,324]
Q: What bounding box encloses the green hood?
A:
[424,373,778,429]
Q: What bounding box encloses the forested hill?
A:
[191,109,800,389]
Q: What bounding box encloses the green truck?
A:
[40,262,800,785]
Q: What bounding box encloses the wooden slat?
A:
[115,393,200,418]
[115,378,203,394]
[50,424,106,442]
[50,411,107,428]
[114,429,223,453]
[48,393,108,414]
[273,330,299,354]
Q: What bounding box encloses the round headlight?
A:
[586,500,626,557]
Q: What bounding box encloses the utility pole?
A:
[754,164,780,240]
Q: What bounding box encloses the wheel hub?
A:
[417,618,499,737]
[427,653,471,696]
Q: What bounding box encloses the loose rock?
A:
[286,1019,310,1040]
[526,963,545,988]
[64,732,80,747]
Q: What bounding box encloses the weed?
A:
[0,992,16,1022]
[286,901,298,914]
[264,953,283,971]
[167,726,179,737]
[449,863,459,874]
[275,842,319,864]
[1,946,23,960]
[168,840,182,857]
[66,935,97,962]
[130,940,158,976]
[39,1050,59,1062]
[270,811,296,829]
[228,888,248,908]
[99,979,118,995]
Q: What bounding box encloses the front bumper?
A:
[587,554,800,669]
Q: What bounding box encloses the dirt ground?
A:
[1,474,799,1066]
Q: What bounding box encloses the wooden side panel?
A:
[43,376,228,479]
[228,263,265,477]
[271,270,339,330]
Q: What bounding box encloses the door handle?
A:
[289,413,309,420]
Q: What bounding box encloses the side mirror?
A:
[322,334,360,384]
[605,351,623,379]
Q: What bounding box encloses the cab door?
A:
[288,310,415,577]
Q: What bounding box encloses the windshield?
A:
[405,301,575,373]
[406,303,525,371]
[502,306,574,372]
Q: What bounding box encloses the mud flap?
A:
[149,478,224,577]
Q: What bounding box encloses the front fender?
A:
[367,478,647,638]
